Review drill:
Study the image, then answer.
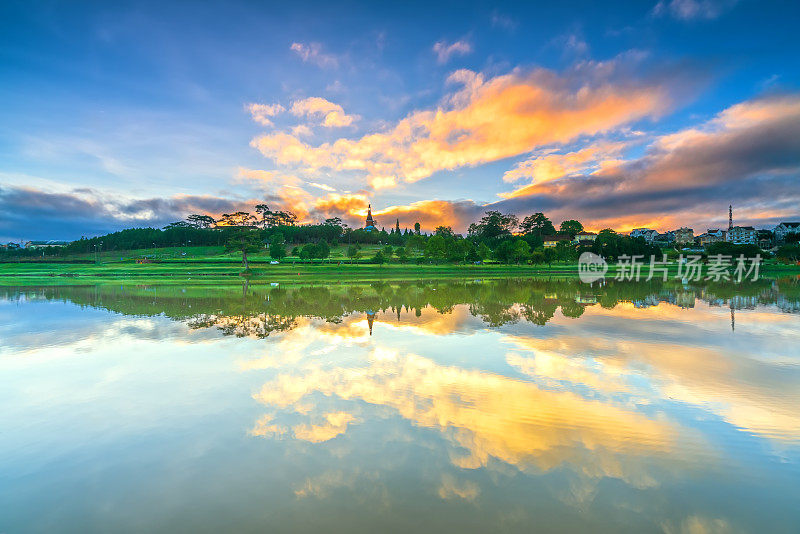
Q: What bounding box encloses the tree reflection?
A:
[3,276,799,338]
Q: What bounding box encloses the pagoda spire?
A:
[365,204,376,229]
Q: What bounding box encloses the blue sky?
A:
[1,0,799,240]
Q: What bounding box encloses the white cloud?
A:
[290,42,339,68]
[432,39,472,64]
[652,0,738,20]
[307,182,336,192]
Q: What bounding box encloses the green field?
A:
[3,244,799,286]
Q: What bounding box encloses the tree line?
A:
[4,205,790,265]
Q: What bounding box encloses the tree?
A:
[530,250,546,265]
[262,209,298,228]
[269,233,287,260]
[255,204,271,228]
[776,244,800,262]
[477,243,491,261]
[414,222,421,235]
[395,218,401,234]
[225,230,261,270]
[559,220,583,238]
[163,221,193,229]
[396,246,409,263]
[186,214,215,229]
[435,226,454,238]
[269,242,287,260]
[519,213,555,237]
[512,240,531,264]
[299,243,317,260]
[543,247,557,267]
[468,211,518,240]
[372,250,386,265]
[424,235,447,262]
[218,211,257,227]
[346,245,360,263]
[324,217,345,229]
[316,240,330,261]
[493,240,515,264]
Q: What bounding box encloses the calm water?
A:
[2,278,800,533]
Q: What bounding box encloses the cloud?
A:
[372,200,483,231]
[323,94,800,233]
[312,193,370,221]
[290,42,339,68]
[501,141,628,188]
[652,0,738,20]
[253,351,682,484]
[432,39,473,64]
[490,10,518,31]
[246,103,285,127]
[492,94,800,231]
[289,97,358,127]
[307,182,335,192]
[0,185,254,241]
[252,61,671,190]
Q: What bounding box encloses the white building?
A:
[774,222,800,243]
[25,240,69,249]
[727,226,757,245]
[630,228,659,242]
[674,227,694,245]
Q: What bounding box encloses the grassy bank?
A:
[1,258,798,286]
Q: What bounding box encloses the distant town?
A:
[2,204,799,267]
[4,205,800,251]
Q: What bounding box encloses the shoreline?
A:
[1,261,798,286]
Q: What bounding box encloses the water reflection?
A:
[1,277,799,532]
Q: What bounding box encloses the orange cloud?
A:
[246,103,285,127]
[312,192,369,217]
[373,199,480,231]
[501,141,628,195]
[253,351,684,483]
[251,65,669,189]
[290,97,358,128]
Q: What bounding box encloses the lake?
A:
[2,277,799,533]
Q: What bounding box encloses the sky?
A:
[1,0,799,241]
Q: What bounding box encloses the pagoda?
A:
[364,204,377,231]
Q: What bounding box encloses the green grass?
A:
[1,258,798,287]
[3,244,798,286]
[5,243,393,263]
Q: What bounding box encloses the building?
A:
[654,231,675,244]
[727,226,756,245]
[674,227,694,245]
[774,222,800,243]
[543,235,572,248]
[573,231,597,245]
[25,240,69,249]
[756,230,774,250]
[364,204,377,231]
[697,229,726,247]
[630,228,659,242]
